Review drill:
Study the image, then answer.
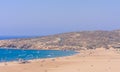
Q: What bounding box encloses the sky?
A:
[0,0,120,36]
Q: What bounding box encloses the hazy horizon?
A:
[0,29,120,37]
[0,0,120,36]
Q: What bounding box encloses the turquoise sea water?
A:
[0,48,77,62]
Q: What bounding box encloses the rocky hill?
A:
[0,30,120,50]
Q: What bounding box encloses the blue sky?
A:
[0,0,120,36]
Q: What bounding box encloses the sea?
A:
[0,36,77,62]
[0,49,77,62]
[0,36,35,40]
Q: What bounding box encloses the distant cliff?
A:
[0,30,120,50]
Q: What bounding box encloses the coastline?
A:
[0,48,78,63]
[1,48,120,72]
[0,48,79,66]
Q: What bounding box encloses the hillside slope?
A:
[0,30,120,50]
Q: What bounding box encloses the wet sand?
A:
[0,48,120,72]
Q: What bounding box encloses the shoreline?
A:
[0,49,79,65]
[1,48,120,72]
[0,52,79,67]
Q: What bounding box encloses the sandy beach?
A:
[0,48,120,72]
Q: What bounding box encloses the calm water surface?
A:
[0,48,77,62]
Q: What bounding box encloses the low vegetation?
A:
[0,30,120,50]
